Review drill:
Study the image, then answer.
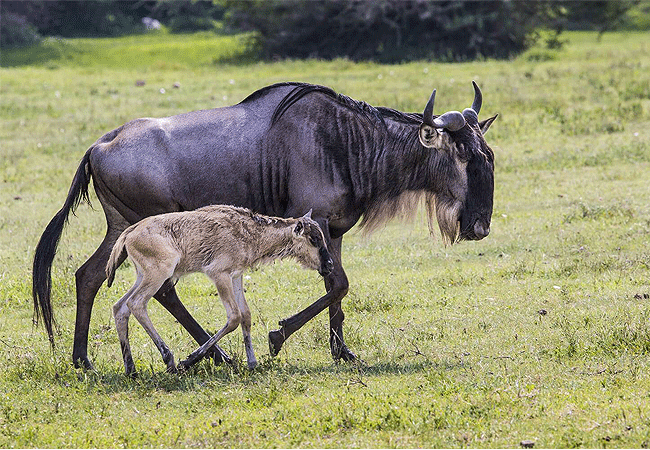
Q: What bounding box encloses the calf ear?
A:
[479,114,498,135]
[293,221,304,236]
[418,123,438,148]
[302,209,313,219]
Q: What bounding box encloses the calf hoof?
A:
[268,329,285,357]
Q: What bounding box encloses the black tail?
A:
[32,149,92,347]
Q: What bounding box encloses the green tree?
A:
[221,0,568,63]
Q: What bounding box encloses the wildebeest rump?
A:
[33,81,497,369]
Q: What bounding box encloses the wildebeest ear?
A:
[418,123,438,148]
[293,220,304,235]
[302,209,313,219]
[479,114,498,135]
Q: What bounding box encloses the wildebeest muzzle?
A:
[460,215,491,241]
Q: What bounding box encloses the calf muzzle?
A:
[319,251,334,276]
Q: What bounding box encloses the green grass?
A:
[1,30,650,447]
[0,30,258,69]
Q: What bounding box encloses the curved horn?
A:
[422,89,436,126]
[432,111,466,132]
[462,107,479,125]
[471,80,482,115]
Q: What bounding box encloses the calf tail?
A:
[32,148,92,347]
[106,225,134,288]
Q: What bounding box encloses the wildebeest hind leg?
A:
[73,226,125,370]
[154,283,231,364]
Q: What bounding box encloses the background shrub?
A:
[0,12,41,48]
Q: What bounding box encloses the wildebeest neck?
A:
[356,115,439,233]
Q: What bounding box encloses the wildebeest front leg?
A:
[325,241,356,361]
[268,232,356,361]
[268,290,338,357]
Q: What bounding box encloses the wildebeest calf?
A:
[106,205,333,376]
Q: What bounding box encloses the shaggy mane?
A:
[360,191,461,245]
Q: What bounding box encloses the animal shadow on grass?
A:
[10,345,466,395]
[60,355,467,395]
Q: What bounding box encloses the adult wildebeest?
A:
[33,81,497,370]
[105,205,332,375]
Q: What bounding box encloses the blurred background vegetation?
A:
[1,0,649,63]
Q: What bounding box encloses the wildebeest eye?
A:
[456,142,471,162]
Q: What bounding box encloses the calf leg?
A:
[154,283,231,363]
[112,275,142,377]
[178,273,241,371]
[233,275,257,369]
[126,272,178,374]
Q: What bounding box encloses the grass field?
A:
[1,30,650,447]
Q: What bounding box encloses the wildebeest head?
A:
[291,210,334,276]
[417,82,497,244]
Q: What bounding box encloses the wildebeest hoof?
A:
[332,345,357,362]
[211,347,232,365]
[247,360,258,370]
[73,356,95,371]
[178,353,201,371]
[268,329,285,357]
[177,360,190,373]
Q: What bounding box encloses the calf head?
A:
[291,210,333,276]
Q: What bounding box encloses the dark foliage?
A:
[149,0,225,33]
[221,0,558,62]
[222,0,646,62]
[0,0,152,38]
[1,0,645,59]
[0,12,41,48]
[0,0,225,38]
[562,0,641,37]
